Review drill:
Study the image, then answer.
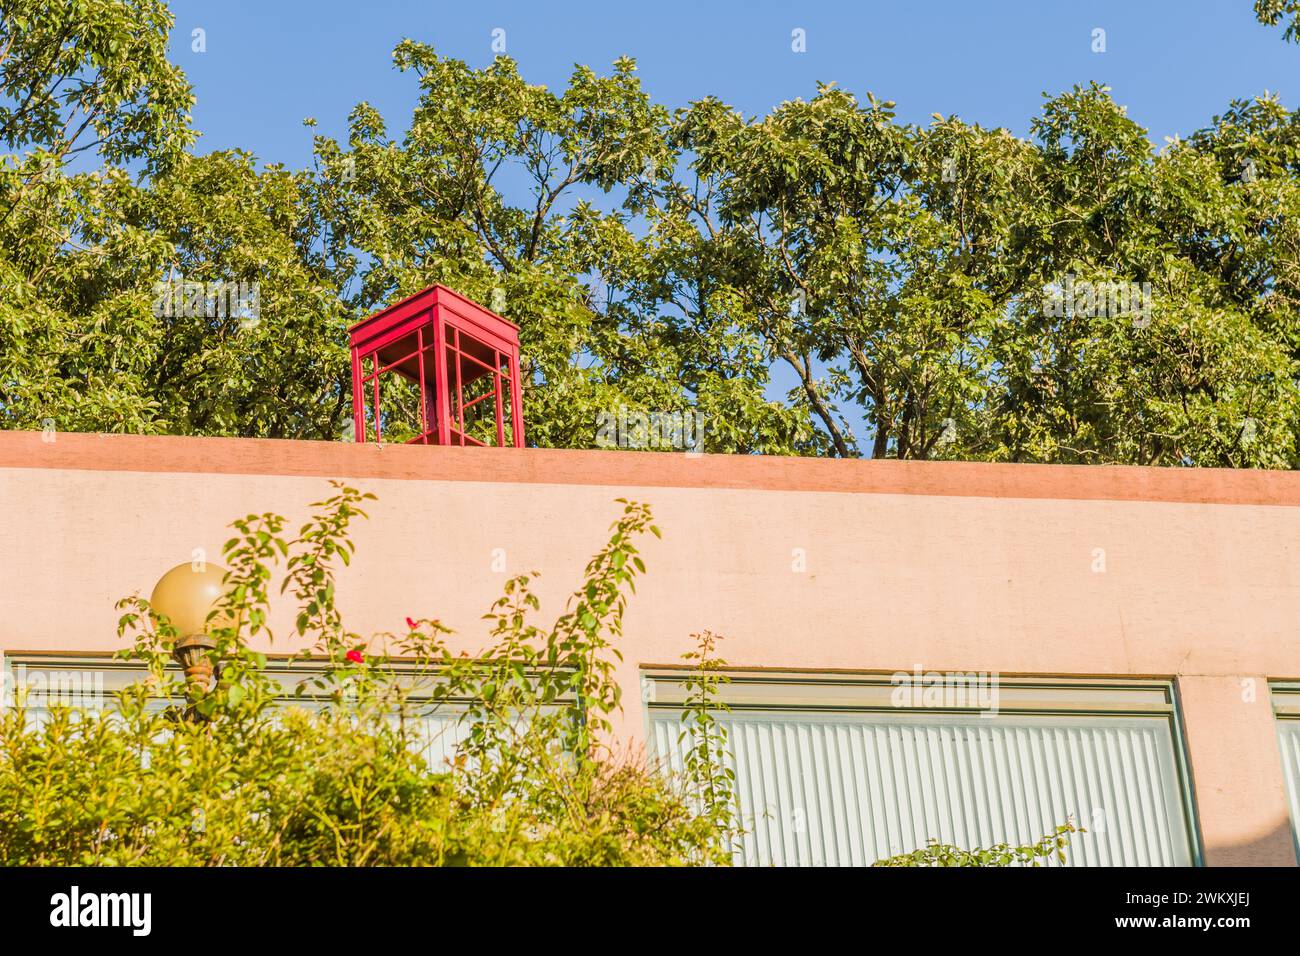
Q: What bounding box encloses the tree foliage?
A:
[3,3,1297,466]
[1256,0,1300,42]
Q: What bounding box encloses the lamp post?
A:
[149,563,231,706]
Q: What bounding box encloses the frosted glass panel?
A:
[388,709,468,772]
[650,708,1193,867]
[15,707,468,784]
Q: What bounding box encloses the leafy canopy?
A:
[3,2,1297,467]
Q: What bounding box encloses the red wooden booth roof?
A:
[348,284,521,356]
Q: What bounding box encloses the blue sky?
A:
[170,0,1296,165]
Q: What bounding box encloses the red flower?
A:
[345,649,365,664]
[405,617,417,630]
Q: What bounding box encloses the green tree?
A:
[0,3,350,438]
[310,44,804,453]
[0,0,193,432]
[983,85,1300,466]
[3,10,1298,469]
[669,87,1015,459]
[666,81,1300,465]
[0,0,193,178]
[1256,0,1300,41]
[1,151,353,436]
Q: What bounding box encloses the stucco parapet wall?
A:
[6,430,1300,681]
[4,430,1300,505]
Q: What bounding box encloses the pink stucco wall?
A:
[2,431,1298,864]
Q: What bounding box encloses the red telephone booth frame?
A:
[348,285,525,447]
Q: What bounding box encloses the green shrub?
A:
[0,485,728,866]
[873,825,1082,867]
